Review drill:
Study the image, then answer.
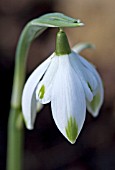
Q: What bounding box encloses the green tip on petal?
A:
[55,29,71,56]
[65,116,78,144]
[89,92,100,114]
[87,82,93,92]
[38,85,45,99]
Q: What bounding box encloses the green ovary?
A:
[65,116,78,144]
[38,85,45,99]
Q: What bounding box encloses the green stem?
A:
[6,108,24,170]
[11,25,46,108]
[7,22,46,170]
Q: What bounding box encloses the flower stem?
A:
[6,20,47,170]
[6,108,24,170]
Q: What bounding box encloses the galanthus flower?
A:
[22,29,104,144]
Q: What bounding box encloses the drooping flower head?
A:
[22,28,104,144]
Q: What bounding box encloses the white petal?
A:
[22,53,54,129]
[82,65,98,95]
[70,51,98,102]
[78,55,104,117]
[72,43,95,54]
[51,55,86,144]
[36,55,59,104]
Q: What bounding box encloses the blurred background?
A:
[0,0,115,169]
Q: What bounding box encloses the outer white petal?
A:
[36,55,59,104]
[70,51,98,102]
[72,43,95,54]
[78,55,104,117]
[51,55,86,144]
[22,53,54,129]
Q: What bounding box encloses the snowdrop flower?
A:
[22,29,104,144]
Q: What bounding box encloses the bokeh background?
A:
[0,0,115,169]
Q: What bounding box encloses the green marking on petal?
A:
[38,85,45,99]
[65,116,78,143]
[90,92,100,112]
[87,82,93,92]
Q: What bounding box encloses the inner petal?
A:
[69,51,98,101]
[36,56,59,104]
[78,55,104,116]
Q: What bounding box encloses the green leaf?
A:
[32,12,84,28]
